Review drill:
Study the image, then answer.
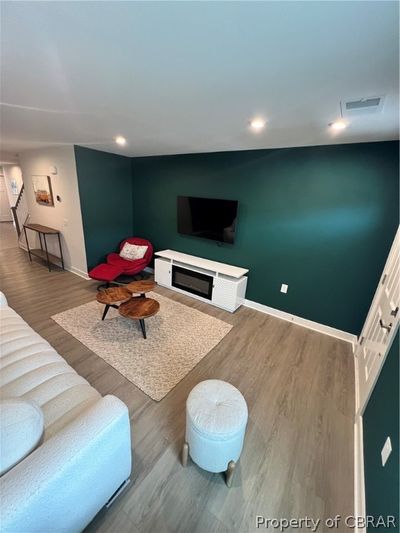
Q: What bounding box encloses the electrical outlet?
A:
[381,436,392,466]
[280,284,288,294]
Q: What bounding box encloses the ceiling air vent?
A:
[342,96,385,116]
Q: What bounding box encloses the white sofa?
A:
[0,291,132,533]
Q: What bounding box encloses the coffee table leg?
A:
[139,319,147,339]
[102,304,110,321]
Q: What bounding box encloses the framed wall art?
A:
[32,175,54,206]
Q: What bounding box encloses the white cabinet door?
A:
[154,258,171,287]
[212,277,238,312]
[356,226,400,414]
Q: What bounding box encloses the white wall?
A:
[2,164,23,207]
[19,146,88,277]
[0,172,13,221]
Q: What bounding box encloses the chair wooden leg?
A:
[225,460,236,488]
[181,441,189,467]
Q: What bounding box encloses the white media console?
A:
[154,250,248,312]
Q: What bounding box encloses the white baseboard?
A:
[76,265,153,283]
[66,265,90,280]
[243,299,357,346]
[354,350,366,533]
[354,414,366,533]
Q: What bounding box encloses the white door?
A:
[154,258,171,287]
[0,175,12,222]
[356,226,400,414]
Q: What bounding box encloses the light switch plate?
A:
[280,284,288,294]
[381,436,392,467]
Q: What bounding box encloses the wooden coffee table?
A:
[126,279,156,297]
[96,286,132,321]
[118,297,160,339]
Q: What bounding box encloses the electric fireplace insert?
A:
[171,265,213,300]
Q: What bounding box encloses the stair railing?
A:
[10,184,26,237]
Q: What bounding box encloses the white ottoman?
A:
[182,379,248,487]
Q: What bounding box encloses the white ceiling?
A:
[1,1,399,158]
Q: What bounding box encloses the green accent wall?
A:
[131,141,399,335]
[74,145,133,270]
[363,330,399,530]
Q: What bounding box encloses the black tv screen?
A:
[177,196,238,244]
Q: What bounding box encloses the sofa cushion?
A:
[0,397,44,475]
[0,306,101,442]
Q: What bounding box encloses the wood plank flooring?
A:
[0,233,355,533]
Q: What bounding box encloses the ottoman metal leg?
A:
[181,441,189,467]
[97,282,110,291]
[225,460,236,488]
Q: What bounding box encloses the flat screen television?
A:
[177,196,238,244]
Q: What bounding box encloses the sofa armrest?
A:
[0,291,8,307]
[0,395,132,533]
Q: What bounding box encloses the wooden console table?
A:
[23,223,65,272]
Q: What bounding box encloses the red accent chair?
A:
[88,237,153,289]
[106,237,153,276]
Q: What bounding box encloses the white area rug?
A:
[51,292,232,401]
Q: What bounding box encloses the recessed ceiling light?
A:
[115,136,127,146]
[329,120,347,131]
[249,118,266,131]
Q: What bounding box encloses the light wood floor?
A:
[0,231,354,533]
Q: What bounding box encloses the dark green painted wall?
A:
[364,330,399,530]
[131,141,399,334]
[74,145,133,270]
